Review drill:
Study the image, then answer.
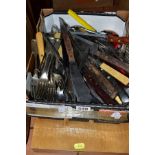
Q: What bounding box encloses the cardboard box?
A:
[26,9,129,123]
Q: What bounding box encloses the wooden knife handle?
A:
[87,63,117,99]
[108,35,129,44]
[36,32,44,63]
[95,51,129,74]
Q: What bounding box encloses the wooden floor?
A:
[26,118,129,155]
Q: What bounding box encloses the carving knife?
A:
[59,17,93,103]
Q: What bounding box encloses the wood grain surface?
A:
[31,118,129,154]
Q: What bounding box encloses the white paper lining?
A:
[44,14,126,36]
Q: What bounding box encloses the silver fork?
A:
[35,53,54,101]
[36,34,58,101]
[53,73,65,101]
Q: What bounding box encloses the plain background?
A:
[0,0,155,155]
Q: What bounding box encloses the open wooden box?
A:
[26,1,129,123]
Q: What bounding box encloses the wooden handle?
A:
[87,63,117,99]
[62,33,75,62]
[95,51,129,73]
[36,32,44,63]
[108,35,129,44]
[100,63,129,86]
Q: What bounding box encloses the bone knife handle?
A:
[36,32,44,63]
[100,63,129,86]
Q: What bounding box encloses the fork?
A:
[35,53,54,101]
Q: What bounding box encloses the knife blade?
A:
[59,17,93,103]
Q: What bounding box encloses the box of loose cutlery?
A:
[26,8,129,123]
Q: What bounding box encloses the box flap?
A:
[36,9,54,32]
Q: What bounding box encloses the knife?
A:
[59,17,93,103]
